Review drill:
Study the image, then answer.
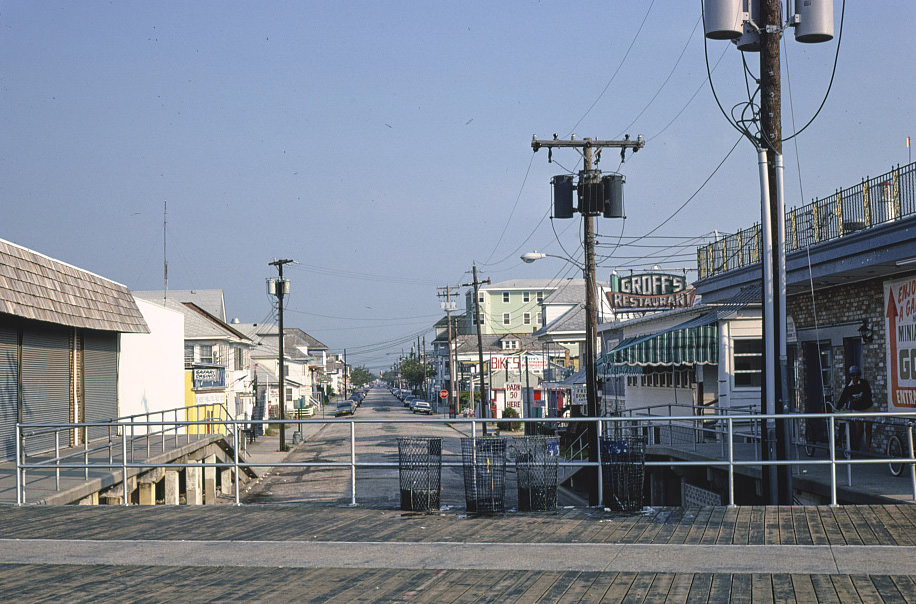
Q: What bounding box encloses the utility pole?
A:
[532,135,644,506]
[269,258,294,452]
[437,285,460,416]
[759,0,793,505]
[704,0,833,504]
[471,263,491,433]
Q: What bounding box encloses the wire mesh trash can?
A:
[461,437,507,514]
[397,437,442,512]
[513,436,559,512]
[600,436,647,512]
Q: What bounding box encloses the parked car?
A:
[335,401,355,417]
[412,400,432,414]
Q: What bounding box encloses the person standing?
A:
[838,365,874,451]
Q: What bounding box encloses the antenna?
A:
[163,200,168,303]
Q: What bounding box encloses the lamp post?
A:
[522,248,601,503]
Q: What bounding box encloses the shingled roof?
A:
[0,238,148,333]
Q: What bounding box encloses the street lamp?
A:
[520,251,583,268]
[522,247,601,503]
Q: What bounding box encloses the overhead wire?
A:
[568,0,657,135]
[615,15,702,138]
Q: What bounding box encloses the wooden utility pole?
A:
[269,258,294,452]
[437,285,460,415]
[759,0,792,505]
[532,135,644,505]
[471,263,491,433]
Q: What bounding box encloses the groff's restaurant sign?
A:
[608,272,696,310]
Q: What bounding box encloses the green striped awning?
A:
[598,312,719,369]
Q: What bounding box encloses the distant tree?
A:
[400,358,434,391]
[350,365,375,387]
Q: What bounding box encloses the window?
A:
[184,344,194,368]
[478,312,485,325]
[502,340,519,350]
[537,291,544,302]
[234,346,248,371]
[503,312,510,325]
[523,312,531,325]
[523,292,530,303]
[503,292,510,303]
[199,344,214,364]
[478,294,484,303]
[733,339,763,388]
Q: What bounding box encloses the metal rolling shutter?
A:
[83,331,119,440]
[0,327,18,462]
[20,327,71,455]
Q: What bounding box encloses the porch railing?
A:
[697,162,916,279]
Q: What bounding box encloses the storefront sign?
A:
[609,272,695,309]
[886,276,916,409]
[490,355,546,373]
[193,366,225,390]
[505,382,522,409]
[572,385,587,407]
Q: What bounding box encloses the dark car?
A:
[335,401,355,417]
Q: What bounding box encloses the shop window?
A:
[733,339,763,388]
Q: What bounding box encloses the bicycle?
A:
[803,401,851,459]
[886,418,915,477]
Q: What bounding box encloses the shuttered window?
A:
[20,327,71,455]
[0,327,18,461]
[83,331,118,440]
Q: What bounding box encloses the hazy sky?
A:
[2,2,913,371]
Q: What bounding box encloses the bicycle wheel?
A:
[804,439,817,457]
[888,434,905,477]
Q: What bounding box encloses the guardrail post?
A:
[55,431,60,491]
[350,420,357,506]
[597,418,603,508]
[908,425,915,502]
[121,428,129,506]
[16,426,23,506]
[828,416,838,506]
[727,417,735,507]
[234,420,241,506]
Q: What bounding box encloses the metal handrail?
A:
[697,161,916,279]
[15,410,916,508]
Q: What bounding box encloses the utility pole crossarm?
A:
[531,135,645,152]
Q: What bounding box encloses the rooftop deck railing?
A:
[14,410,916,508]
[697,162,916,279]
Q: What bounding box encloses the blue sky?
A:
[2,1,913,371]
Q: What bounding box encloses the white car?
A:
[412,400,432,414]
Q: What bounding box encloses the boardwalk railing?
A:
[14,411,916,508]
[697,162,916,279]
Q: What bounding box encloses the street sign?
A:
[439,389,448,399]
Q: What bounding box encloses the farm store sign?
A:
[886,276,916,409]
[609,272,695,309]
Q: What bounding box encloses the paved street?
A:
[242,387,532,509]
